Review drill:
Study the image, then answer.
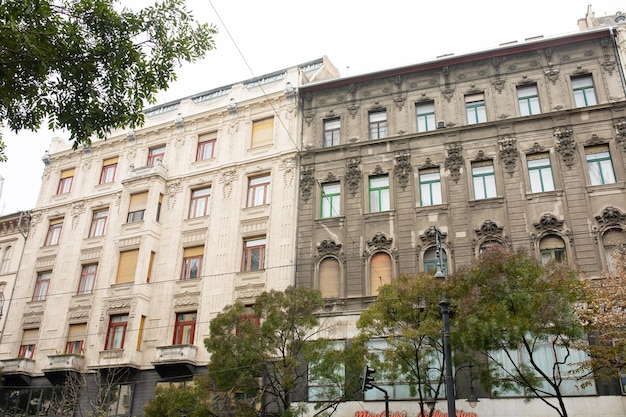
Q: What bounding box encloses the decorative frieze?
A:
[554,126,576,167]
[345,157,361,196]
[445,143,464,183]
[498,135,518,175]
[394,153,412,191]
[300,166,315,203]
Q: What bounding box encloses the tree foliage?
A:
[144,383,213,417]
[451,246,588,417]
[0,0,217,160]
[204,286,349,417]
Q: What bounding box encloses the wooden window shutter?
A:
[116,249,139,284]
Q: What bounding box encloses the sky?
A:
[1,0,625,214]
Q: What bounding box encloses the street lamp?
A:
[454,364,480,409]
[0,292,4,320]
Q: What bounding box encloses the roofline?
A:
[299,28,615,93]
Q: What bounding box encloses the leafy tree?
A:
[204,286,351,417]
[451,246,589,417]
[0,0,217,160]
[144,382,212,417]
[355,273,450,417]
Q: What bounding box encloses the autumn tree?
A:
[144,382,213,417]
[0,0,217,160]
[355,273,449,417]
[451,246,590,417]
[204,286,351,417]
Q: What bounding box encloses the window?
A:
[369,110,387,139]
[127,192,148,223]
[105,383,133,416]
[147,145,166,166]
[308,340,344,401]
[465,93,487,124]
[189,187,211,218]
[517,84,541,116]
[156,193,163,222]
[19,329,38,359]
[57,168,74,194]
[105,314,129,350]
[147,252,155,283]
[369,175,390,212]
[247,175,271,207]
[242,237,266,272]
[181,246,203,280]
[236,312,260,336]
[370,252,392,296]
[416,101,436,132]
[479,240,504,255]
[78,263,97,295]
[33,271,51,301]
[65,323,86,354]
[137,315,145,350]
[602,229,626,274]
[173,312,197,345]
[419,168,442,206]
[44,218,63,246]
[586,145,616,185]
[472,161,497,199]
[196,132,216,161]
[116,249,139,284]
[320,182,340,218]
[89,209,109,237]
[539,235,567,266]
[527,153,555,193]
[100,157,118,184]
[0,245,12,273]
[319,258,341,298]
[323,118,340,147]
[423,247,448,273]
[572,75,597,107]
[251,118,274,148]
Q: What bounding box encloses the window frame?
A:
[472,161,497,200]
[320,182,340,218]
[89,209,109,237]
[99,158,118,184]
[527,153,555,193]
[370,252,392,296]
[416,101,436,132]
[247,175,271,207]
[33,271,51,301]
[181,246,203,280]
[147,145,166,166]
[369,175,390,212]
[173,312,197,345]
[251,117,274,148]
[318,257,341,298]
[586,145,616,186]
[572,75,598,108]
[419,168,442,206]
[44,219,63,246]
[127,192,148,223]
[188,187,212,218]
[242,237,266,272]
[57,169,74,194]
[18,344,36,359]
[78,263,97,295]
[368,110,388,139]
[517,84,541,116]
[65,323,86,355]
[105,314,129,350]
[465,92,487,124]
[323,118,341,147]
[0,245,12,273]
[539,235,567,266]
[196,133,216,161]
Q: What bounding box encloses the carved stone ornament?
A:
[71,202,85,230]
[492,78,506,94]
[394,154,412,190]
[614,117,626,150]
[445,143,464,183]
[420,225,447,245]
[347,104,359,119]
[475,220,503,238]
[596,206,626,226]
[498,136,518,175]
[441,88,454,103]
[393,95,406,110]
[220,168,237,199]
[281,156,297,188]
[367,233,393,250]
[585,134,605,146]
[554,126,576,167]
[420,158,438,169]
[372,165,385,176]
[526,142,546,154]
[533,213,564,232]
[109,299,131,310]
[473,150,490,162]
[300,166,315,203]
[324,172,337,182]
[167,180,182,210]
[304,111,314,127]
[317,238,342,256]
[345,157,362,196]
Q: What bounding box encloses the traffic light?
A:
[360,365,375,392]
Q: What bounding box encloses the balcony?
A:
[122,160,168,183]
[0,358,35,385]
[153,345,198,378]
[43,354,85,384]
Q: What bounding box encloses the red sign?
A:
[355,409,478,417]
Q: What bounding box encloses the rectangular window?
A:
[416,101,436,132]
[78,263,97,295]
[33,271,51,301]
[89,209,109,237]
[419,168,442,206]
[369,175,390,212]
[586,145,616,185]
[369,110,387,139]
[323,118,340,147]
[0,246,12,273]
[19,329,38,359]
[147,251,155,283]
[137,315,145,351]
[44,218,63,246]
[173,312,197,345]
[517,84,541,116]
[247,175,271,207]
[57,168,75,194]
[242,237,266,272]
[465,93,487,124]
[100,157,118,184]
[196,132,216,161]
[105,314,129,350]
[527,153,555,193]
[116,249,139,284]
[65,323,86,355]
[320,182,340,218]
[572,75,598,108]
[147,145,166,166]
[189,187,211,218]
[472,161,497,199]
[127,192,148,223]
[251,118,274,148]
[181,246,203,280]
[308,340,345,401]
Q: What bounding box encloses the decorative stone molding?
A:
[317,238,342,257]
[300,166,315,203]
[420,158,438,169]
[526,142,546,154]
[372,165,385,176]
[393,95,406,110]
[585,133,606,146]
[280,156,297,188]
[445,143,464,183]
[419,225,447,245]
[596,206,626,227]
[324,172,337,182]
[473,150,490,162]
[174,291,201,308]
[220,168,237,200]
[304,111,314,127]
[554,126,576,167]
[533,213,564,232]
[71,202,85,230]
[394,153,412,190]
[167,180,182,210]
[614,117,626,150]
[475,220,503,239]
[498,135,518,175]
[492,78,506,94]
[347,104,359,119]
[441,88,454,103]
[109,299,131,310]
[345,157,361,196]
[367,233,393,250]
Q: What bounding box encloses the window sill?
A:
[363,210,395,222]
[526,189,563,200]
[415,203,449,213]
[586,181,625,195]
[468,196,504,208]
[315,215,345,224]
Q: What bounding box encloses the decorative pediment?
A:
[420,226,447,245]
[475,220,503,238]
[317,239,342,256]
[596,206,626,226]
[367,233,393,250]
[533,214,564,232]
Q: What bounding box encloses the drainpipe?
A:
[610,27,626,98]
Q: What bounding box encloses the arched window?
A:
[319,257,341,298]
[602,229,626,274]
[423,247,448,273]
[0,246,12,274]
[370,252,392,296]
[539,235,566,266]
[478,240,504,256]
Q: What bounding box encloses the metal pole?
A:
[440,299,456,417]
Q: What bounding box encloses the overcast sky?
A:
[1,0,625,214]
